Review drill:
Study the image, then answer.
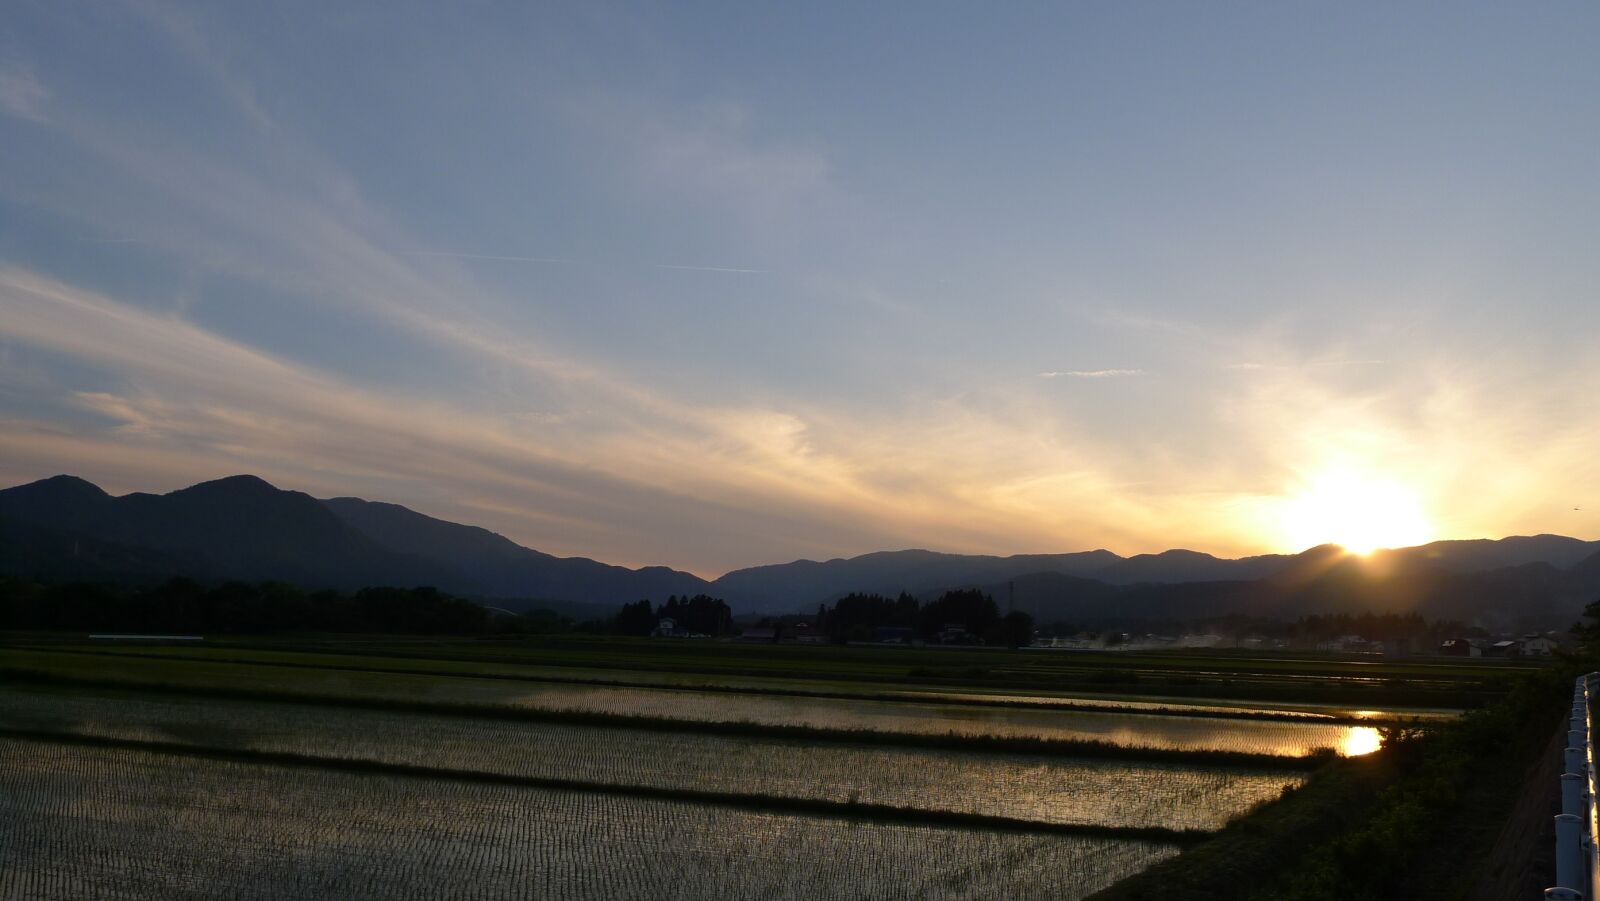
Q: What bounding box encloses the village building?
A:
[1484,639,1524,659]
[1521,634,1561,657]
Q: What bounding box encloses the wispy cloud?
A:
[1038,369,1145,379]
[398,250,580,265]
[654,264,766,274]
[398,250,765,274]
[0,64,48,122]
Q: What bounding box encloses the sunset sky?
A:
[3,3,1598,576]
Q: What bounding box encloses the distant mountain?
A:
[0,474,456,589]
[0,514,185,582]
[710,537,1600,615]
[0,475,707,603]
[3,473,1597,629]
[1376,535,1600,573]
[320,496,710,604]
[966,547,1579,632]
[709,548,1121,613]
[1562,547,1600,604]
[1088,548,1296,584]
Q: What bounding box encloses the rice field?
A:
[1,640,1439,897]
[1,648,1380,757]
[0,738,1180,900]
[9,644,1468,720]
[0,685,1304,830]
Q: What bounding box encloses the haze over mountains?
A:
[4,474,1598,629]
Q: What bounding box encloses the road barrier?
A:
[1550,673,1600,899]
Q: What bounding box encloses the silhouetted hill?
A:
[0,515,184,582]
[710,548,1123,612]
[713,537,1600,615]
[960,548,1578,632]
[4,474,1596,628]
[1089,548,1294,584]
[321,496,710,604]
[0,475,458,590]
[1562,547,1600,606]
[1376,534,1600,573]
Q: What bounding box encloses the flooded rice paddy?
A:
[0,686,1304,830]
[4,649,1384,757]
[0,738,1179,900]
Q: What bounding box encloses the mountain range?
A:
[3,474,1599,629]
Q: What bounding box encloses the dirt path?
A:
[1466,725,1564,900]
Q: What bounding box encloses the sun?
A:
[1277,470,1434,555]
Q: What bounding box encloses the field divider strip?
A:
[0,667,1330,769]
[0,727,1211,845]
[2,647,1429,725]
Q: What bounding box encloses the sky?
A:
[2,2,1598,576]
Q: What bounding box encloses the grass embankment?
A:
[0,667,1325,770]
[16,645,1432,725]
[1089,657,1583,901]
[0,728,1208,845]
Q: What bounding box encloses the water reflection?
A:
[1340,726,1382,756]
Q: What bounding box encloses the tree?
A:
[1572,597,1600,653]
[919,589,998,641]
[1000,610,1035,648]
[613,599,655,636]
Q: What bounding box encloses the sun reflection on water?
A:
[1340,726,1382,756]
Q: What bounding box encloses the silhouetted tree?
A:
[613,599,656,636]
[919,589,998,641]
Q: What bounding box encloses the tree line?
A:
[612,594,734,636]
[816,588,1034,647]
[0,577,493,634]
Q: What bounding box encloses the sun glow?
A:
[1277,470,1434,555]
[1340,726,1383,757]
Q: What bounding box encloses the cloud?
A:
[0,64,48,122]
[1038,369,1146,379]
[397,250,765,274]
[8,6,1597,572]
[570,95,839,227]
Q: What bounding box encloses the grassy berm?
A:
[1089,658,1581,901]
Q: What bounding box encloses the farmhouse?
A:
[1521,634,1561,657]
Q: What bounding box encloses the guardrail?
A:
[1551,673,1600,899]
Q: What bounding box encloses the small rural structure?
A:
[1484,639,1524,659]
[1522,634,1561,657]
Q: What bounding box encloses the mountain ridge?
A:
[3,474,1597,626]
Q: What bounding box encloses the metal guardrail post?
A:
[1552,674,1600,897]
[1580,678,1593,901]
[1558,813,1586,892]
[1565,773,1588,817]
